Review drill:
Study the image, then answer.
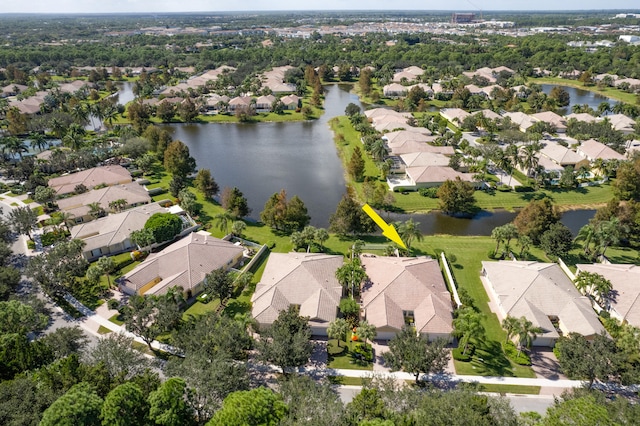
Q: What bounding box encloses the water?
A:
[119,83,594,234]
[115,81,136,105]
[386,209,594,236]
[165,84,362,227]
[540,84,614,116]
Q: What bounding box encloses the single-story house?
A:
[119,233,244,297]
[228,96,253,112]
[565,113,599,124]
[365,108,411,121]
[577,139,625,162]
[403,166,475,189]
[383,83,408,98]
[502,111,536,133]
[360,255,453,341]
[251,252,343,336]
[607,114,636,134]
[531,111,567,133]
[71,202,165,260]
[481,261,606,346]
[397,152,451,173]
[440,108,471,126]
[255,94,276,112]
[392,66,424,83]
[575,263,640,328]
[280,94,300,110]
[48,165,132,196]
[57,182,151,223]
[539,143,586,167]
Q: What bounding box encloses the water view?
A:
[540,84,615,115]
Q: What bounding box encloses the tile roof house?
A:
[607,114,636,134]
[531,111,567,133]
[280,94,300,110]
[392,66,424,83]
[360,255,453,341]
[383,83,408,98]
[255,94,276,112]
[440,108,471,126]
[539,143,586,167]
[502,111,536,132]
[251,252,343,336]
[57,182,151,223]
[481,261,606,346]
[405,166,476,189]
[565,113,599,123]
[48,165,132,196]
[575,263,640,328]
[577,139,625,162]
[119,233,244,297]
[71,202,165,260]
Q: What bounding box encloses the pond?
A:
[164,84,361,228]
[120,83,595,235]
[386,208,593,237]
[540,84,615,116]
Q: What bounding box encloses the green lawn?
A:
[109,313,124,325]
[425,236,537,378]
[327,376,367,386]
[476,384,541,395]
[327,339,373,371]
[97,325,112,335]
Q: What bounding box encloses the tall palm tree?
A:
[501,316,520,343]
[397,219,422,253]
[29,132,49,152]
[453,307,485,356]
[356,320,377,349]
[516,317,543,357]
[213,212,234,235]
[518,142,541,178]
[335,257,367,298]
[2,136,28,159]
[370,139,387,162]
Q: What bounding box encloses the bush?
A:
[27,240,35,250]
[144,212,182,243]
[41,230,69,247]
[352,343,373,362]
[115,257,134,271]
[107,299,120,310]
[515,185,534,193]
[502,341,531,365]
[266,240,276,249]
[418,187,439,198]
[452,345,473,362]
[497,184,512,192]
[130,250,144,261]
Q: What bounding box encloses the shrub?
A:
[419,187,439,198]
[27,240,35,250]
[452,346,473,362]
[144,212,182,243]
[130,250,144,261]
[266,240,276,249]
[115,257,134,271]
[497,184,512,192]
[352,343,373,362]
[41,230,69,247]
[515,185,534,193]
[107,299,120,310]
[502,341,531,365]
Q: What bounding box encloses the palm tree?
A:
[356,320,377,349]
[501,316,520,343]
[327,318,350,349]
[88,202,104,220]
[518,142,541,178]
[397,219,422,253]
[335,257,367,298]
[516,317,543,357]
[2,136,28,159]
[369,139,387,162]
[29,132,49,152]
[575,223,596,259]
[213,212,234,235]
[453,307,485,356]
[62,124,86,150]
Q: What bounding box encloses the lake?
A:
[540,84,615,116]
[164,84,362,228]
[118,83,594,235]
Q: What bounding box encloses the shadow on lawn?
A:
[469,340,516,377]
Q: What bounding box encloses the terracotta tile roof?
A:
[482,261,605,339]
[251,252,343,327]
[360,256,453,336]
[120,233,244,296]
[48,165,132,195]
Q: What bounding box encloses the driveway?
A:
[530,348,567,380]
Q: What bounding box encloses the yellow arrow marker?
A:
[362,203,407,250]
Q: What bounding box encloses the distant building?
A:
[451,13,475,24]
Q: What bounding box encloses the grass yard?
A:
[475,384,541,395]
[97,325,112,335]
[424,236,537,378]
[327,339,374,371]
[109,313,124,325]
[327,376,367,386]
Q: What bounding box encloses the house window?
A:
[403,310,415,325]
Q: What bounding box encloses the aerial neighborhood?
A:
[1,8,640,425]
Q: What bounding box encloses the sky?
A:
[0,0,637,14]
